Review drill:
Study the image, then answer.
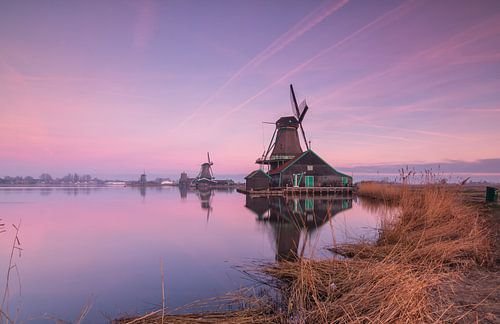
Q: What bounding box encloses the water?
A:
[0,187,388,323]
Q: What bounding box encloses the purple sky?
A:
[1,0,499,178]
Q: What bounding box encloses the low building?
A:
[244,169,271,191]
[267,149,352,188]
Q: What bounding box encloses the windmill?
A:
[197,152,214,180]
[257,84,310,171]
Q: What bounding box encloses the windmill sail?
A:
[290,85,300,117]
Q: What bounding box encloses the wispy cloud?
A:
[319,129,428,143]
[215,0,421,123]
[311,13,500,107]
[170,0,350,133]
[364,124,465,140]
[350,158,500,174]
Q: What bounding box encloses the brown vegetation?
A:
[356,181,403,202]
[272,183,494,323]
[339,183,492,267]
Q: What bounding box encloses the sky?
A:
[1,0,500,179]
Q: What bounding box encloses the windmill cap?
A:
[276,116,299,128]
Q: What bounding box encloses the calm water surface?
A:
[0,187,388,323]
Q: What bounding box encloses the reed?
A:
[350,183,492,267]
[116,289,280,323]
[263,258,449,323]
[356,181,403,202]
[0,221,22,324]
[263,183,493,322]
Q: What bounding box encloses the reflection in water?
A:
[245,196,353,261]
[358,196,398,218]
[0,188,386,322]
[40,188,52,196]
[178,187,217,220]
[179,184,188,199]
[197,189,213,221]
[63,187,92,196]
[177,187,238,221]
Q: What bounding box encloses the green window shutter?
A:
[305,176,314,187]
[305,199,314,210]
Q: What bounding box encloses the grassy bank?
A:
[118,183,497,323]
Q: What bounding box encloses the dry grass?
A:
[356,182,403,202]
[115,291,280,324]
[117,308,276,324]
[339,183,492,268]
[264,259,450,323]
[271,183,493,322]
[119,183,495,323]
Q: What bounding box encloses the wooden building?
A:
[268,149,352,188]
[244,169,270,191]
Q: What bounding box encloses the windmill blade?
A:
[207,152,213,165]
[299,123,309,150]
[298,102,308,123]
[289,84,300,118]
[263,128,277,161]
[299,99,307,113]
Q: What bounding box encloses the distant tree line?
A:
[0,173,105,185]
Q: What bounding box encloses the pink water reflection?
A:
[0,188,386,322]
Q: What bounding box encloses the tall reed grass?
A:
[266,183,493,323]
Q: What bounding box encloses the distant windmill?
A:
[257,84,310,171]
[197,152,214,180]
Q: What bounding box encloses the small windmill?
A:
[197,152,214,180]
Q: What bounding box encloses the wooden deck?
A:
[237,186,355,197]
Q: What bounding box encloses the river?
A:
[0,187,390,323]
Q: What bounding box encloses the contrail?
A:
[366,124,466,140]
[311,12,500,107]
[215,0,419,123]
[170,0,350,133]
[322,130,428,143]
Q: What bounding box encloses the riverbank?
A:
[117,183,498,323]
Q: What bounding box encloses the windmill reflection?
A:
[197,189,213,221]
[245,195,352,261]
[178,186,214,221]
[179,184,188,199]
